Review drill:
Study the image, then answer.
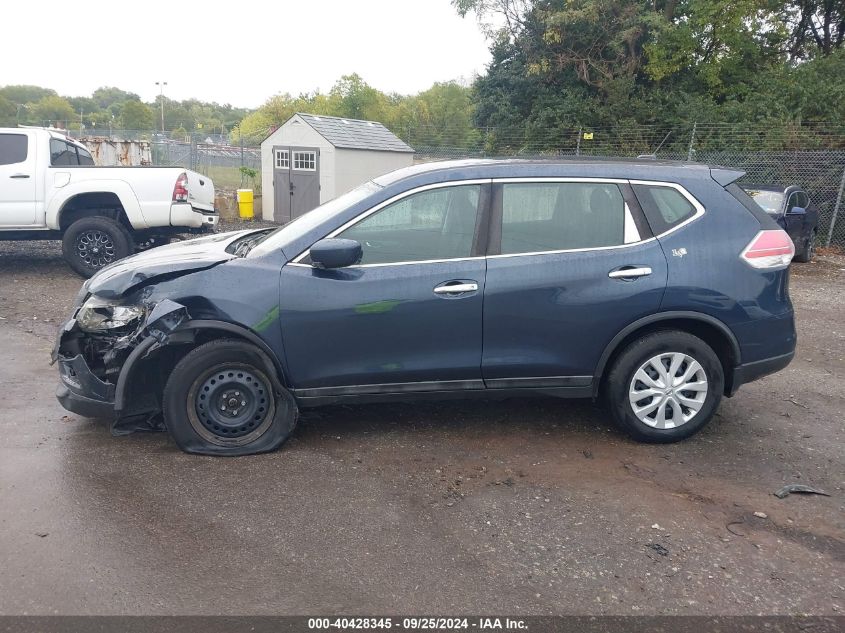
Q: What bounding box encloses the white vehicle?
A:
[0,127,218,276]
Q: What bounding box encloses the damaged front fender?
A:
[53,298,193,424]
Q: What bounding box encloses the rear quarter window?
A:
[726,183,780,228]
[0,134,28,165]
[632,184,698,235]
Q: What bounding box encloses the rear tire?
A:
[162,339,298,456]
[62,216,133,278]
[605,330,724,443]
[793,230,816,263]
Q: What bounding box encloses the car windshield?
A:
[745,189,784,215]
[248,181,382,257]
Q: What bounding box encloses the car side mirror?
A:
[309,238,362,269]
[787,206,806,215]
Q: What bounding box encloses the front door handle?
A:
[10,173,30,179]
[608,266,652,279]
[434,281,478,295]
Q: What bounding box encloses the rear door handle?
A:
[10,173,30,179]
[608,266,652,279]
[434,282,478,295]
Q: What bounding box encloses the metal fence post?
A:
[826,165,845,247]
[576,127,582,156]
[687,122,697,161]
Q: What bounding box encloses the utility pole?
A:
[155,81,168,132]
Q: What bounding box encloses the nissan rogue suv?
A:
[53,159,796,455]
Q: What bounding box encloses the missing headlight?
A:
[76,296,146,333]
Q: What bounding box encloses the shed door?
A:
[272,146,320,223]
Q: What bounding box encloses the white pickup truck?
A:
[0,127,218,276]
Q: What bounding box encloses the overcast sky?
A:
[1,0,491,107]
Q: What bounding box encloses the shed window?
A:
[274,149,289,169]
[293,151,316,171]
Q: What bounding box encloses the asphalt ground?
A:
[0,231,842,615]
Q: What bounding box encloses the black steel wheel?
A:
[188,363,276,446]
[163,339,298,456]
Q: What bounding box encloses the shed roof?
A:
[296,113,414,153]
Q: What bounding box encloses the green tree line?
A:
[454,0,845,152]
[0,85,251,137]
[233,74,478,148]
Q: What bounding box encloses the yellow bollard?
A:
[236,189,254,220]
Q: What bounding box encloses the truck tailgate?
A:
[186,171,215,212]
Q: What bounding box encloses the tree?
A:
[31,95,76,127]
[329,74,389,121]
[786,0,845,58]
[0,85,56,105]
[92,86,140,109]
[0,96,16,126]
[119,100,154,130]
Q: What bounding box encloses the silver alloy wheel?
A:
[628,352,708,429]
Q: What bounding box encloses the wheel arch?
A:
[593,311,741,398]
[48,181,146,231]
[114,320,291,413]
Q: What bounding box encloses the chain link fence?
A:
[63,123,845,249]
[68,128,262,191]
[413,130,845,251]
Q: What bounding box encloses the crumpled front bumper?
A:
[53,299,190,420]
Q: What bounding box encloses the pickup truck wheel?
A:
[605,331,723,443]
[62,216,133,277]
[162,339,298,456]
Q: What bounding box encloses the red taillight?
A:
[172,172,189,202]
[740,229,794,269]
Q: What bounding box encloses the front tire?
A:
[163,339,298,456]
[605,331,724,443]
[62,216,133,277]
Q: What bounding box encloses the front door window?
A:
[337,185,481,265]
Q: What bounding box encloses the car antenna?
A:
[637,132,672,160]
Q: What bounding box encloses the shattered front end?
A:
[53,289,190,427]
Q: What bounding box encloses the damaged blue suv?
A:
[54,159,797,455]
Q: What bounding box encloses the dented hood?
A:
[87,230,256,299]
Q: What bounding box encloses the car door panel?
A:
[278,182,490,392]
[481,179,668,383]
[482,243,667,380]
[279,261,486,390]
[0,132,38,225]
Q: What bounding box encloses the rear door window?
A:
[50,139,79,166]
[0,134,28,165]
[632,184,698,235]
[76,145,95,166]
[499,182,629,254]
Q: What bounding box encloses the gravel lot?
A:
[0,226,842,616]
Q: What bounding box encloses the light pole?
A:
[155,81,168,132]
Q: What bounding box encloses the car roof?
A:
[374,158,738,188]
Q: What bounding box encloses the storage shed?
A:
[260,113,415,223]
